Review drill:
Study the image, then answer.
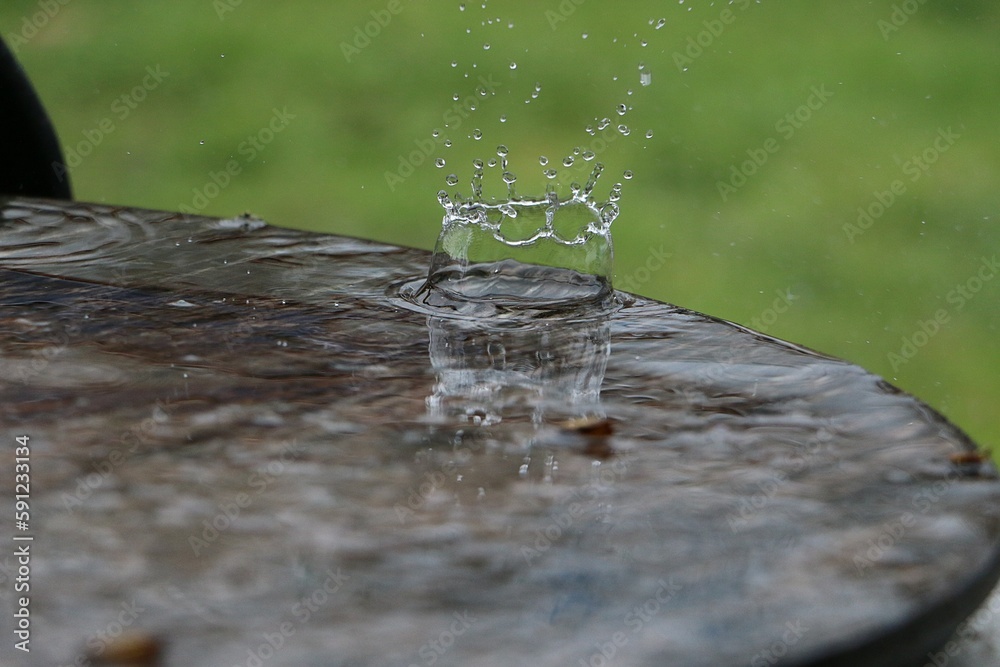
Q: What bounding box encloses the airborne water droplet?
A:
[543,168,558,179]
[446,174,459,186]
[509,61,517,70]
[483,43,490,50]
[623,170,634,180]
[472,129,483,140]
[645,129,654,139]
[539,156,549,166]
[616,103,627,116]
[563,156,575,167]
[435,158,446,168]
[497,144,509,157]
[639,62,651,87]
[617,124,630,136]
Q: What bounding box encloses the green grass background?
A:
[3,1,998,454]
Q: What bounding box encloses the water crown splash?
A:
[403,149,622,315]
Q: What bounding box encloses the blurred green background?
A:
[3,1,998,453]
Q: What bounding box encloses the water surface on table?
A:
[1,199,998,666]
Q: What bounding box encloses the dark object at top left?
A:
[0,34,71,199]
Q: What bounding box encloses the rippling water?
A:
[1,198,997,667]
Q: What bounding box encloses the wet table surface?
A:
[1,197,1000,667]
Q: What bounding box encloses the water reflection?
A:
[425,312,610,429]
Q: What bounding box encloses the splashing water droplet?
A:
[616,103,627,116]
[583,162,604,198]
[623,170,634,180]
[497,145,509,157]
[563,156,575,167]
[645,129,654,139]
[473,129,483,140]
[539,156,549,166]
[639,62,651,87]
[499,114,507,123]
[655,18,667,29]
[446,174,459,186]
[444,139,453,148]
[543,168,558,179]
[582,150,596,161]
[509,61,517,70]
[617,124,630,136]
[483,43,490,50]
[487,158,498,167]
[436,158,447,168]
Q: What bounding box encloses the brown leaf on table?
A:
[559,417,616,459]
[560,417,615,437]
[89,630,162,666]
[949,451,987,465]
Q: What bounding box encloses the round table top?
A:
[2,197,999,666]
